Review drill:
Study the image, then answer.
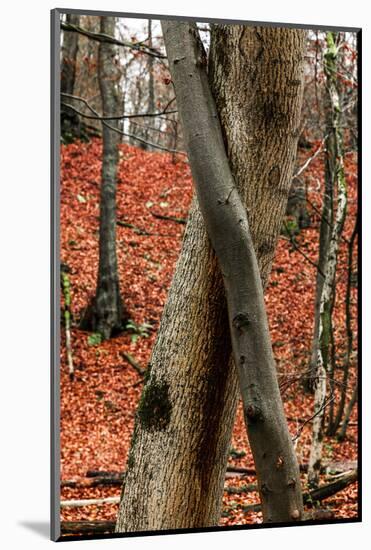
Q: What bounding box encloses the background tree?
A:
[80,16,127,340]
[307,32,348,488]
[116,22,306,531]
[61,13,82,142]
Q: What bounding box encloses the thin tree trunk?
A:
[305,166,332,391]
[61,14,79,95]
[116,22,306,531]
[80,16,127,339]
[338,383,358,441]
[61,270,74,380]
[329,219,358,434]
[61,14,82,142]
[305,46,338,393]
[144,19,155,151]
[308,32,348,488]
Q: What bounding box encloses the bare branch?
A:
[282,221,325,278]
[61,21,166,59]
[292,392,335,443]
[61,92,186,155]
[61,92,177,120]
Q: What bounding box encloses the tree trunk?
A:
[144,19,155,150]
[116,22,306,532]
[305,58,336,394]
[80,16,127,340]
[338,383,358,441]
[61,14,79,95]
[61,14,82,142]
[308,32,348,488]
[329,219,358,435]
[163,20,304,522]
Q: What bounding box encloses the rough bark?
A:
[80,17,127,339]
[164,20,304,522]
[116,23,305,531]
[308,32,348,487]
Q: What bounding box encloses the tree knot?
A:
[245,403,263,423]
[233,313,250,333]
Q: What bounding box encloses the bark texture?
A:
[116,23,306,532]
[80,17,127,339]
[163,21,304,523]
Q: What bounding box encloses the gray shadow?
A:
[18,521,50,539]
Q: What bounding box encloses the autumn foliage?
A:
[60,139,358,526]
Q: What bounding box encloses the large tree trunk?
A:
[116,22,306,532]
[80,16,127,340]
[162,20,304,523]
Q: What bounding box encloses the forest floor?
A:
[59,139,358,532]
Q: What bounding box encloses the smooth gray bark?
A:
[160,21,303,523]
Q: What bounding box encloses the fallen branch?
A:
[61,474,124,488]
[225,483,257,494]
[61,521,116,535]
[120,352,145,376]
[306,469,357,505]
[117,220,151,235]
[81,461,355,485]
[242,469,357,513]
[150,212,187,224]
[60,496,120,508]
[117,219,176,238]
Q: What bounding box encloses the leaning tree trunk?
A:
[162,20,304,523]
[116,23,306,531]
[80,16,127,340]
[308,32,347,488]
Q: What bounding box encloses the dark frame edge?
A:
[51,7,61,543]
[55,7,361,33]
[356,27,362,524]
